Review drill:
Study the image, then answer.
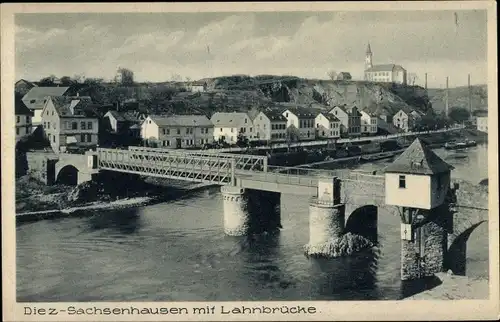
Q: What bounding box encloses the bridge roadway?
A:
[96,147,385,198]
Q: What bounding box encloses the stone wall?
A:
[26,152,58,184]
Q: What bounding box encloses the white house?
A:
[210,112,255,144]
[189,81,208,93]
[282,107,317,141]
[40,96,99,153]
[385,138,454,210]
[22,86,70,125]
[315,112,341,139]
[476,116,488,132]
[329,105,361,137]
[15,96,33,142]
[141,114,214,148]
[252,110,288,142]
[393,109,417,132]
[360,110,378,135]
[364,43,407,85]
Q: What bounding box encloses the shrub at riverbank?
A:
[15,172,210,214]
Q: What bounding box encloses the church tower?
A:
[365,43,373,70]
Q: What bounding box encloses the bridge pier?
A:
[400,205,452,280]
[221,186,281,236]
[304,177,346,257]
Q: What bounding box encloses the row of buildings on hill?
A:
[15,84,434,153]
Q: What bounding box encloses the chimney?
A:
[445,77,449,117]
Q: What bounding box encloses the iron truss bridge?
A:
[96,147,385,188]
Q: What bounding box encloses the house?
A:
[336,72,352,81]
[282,106,317,141]
[189,81,208,93]
[385,138,454,210]
[315,112,341,139]
[329,105,361,137]
[15,96,34,142]
[40,96,99,153]
[252,109,288,142]
[393,109,418,132]
[364,43,407,85]
[379,112,392,123]
[360,110,378,135]
[15,79,37,96]
[22,86,70,125]
[211,112,255,144]
[141,114,214,148]
[103,110,143,133]
[477,116,488,132]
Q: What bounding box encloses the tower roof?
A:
[385,138,453,175]
[366,43,372,54]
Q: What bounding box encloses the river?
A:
[16,144,489,301]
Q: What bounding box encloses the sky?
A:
[15,10,488,88]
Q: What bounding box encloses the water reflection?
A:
[309,247,381,300]
[87,208,142,234]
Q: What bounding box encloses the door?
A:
[176,138,182,148]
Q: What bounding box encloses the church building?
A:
[364,43,407,85]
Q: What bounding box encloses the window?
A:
[166,140,170,146]
[16,116,20,123]
[177,129,180,135]
[166,129,170,135]
[16,128,19,135]
[250,127,253,132]
[88,122,92,130]
[52,111,54,116]
[162,129,166,135]
[399,175,406,188]
[231,128,234,133]
[26,116,30,123]
[186,128,189,134]
[244,119,247,123]
[86,134,91,142]
[285,112,289,117]
[81,122,86,130]
[30,99,35,104]
[52,135,55,143]
[220,128,223,132]
[47,122,50,129]
[72,122,77,130]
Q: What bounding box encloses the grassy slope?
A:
[427,85,488,113]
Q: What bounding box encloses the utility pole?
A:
[468,74,472,120]
[424,73,428,90]
[445,77,449,118]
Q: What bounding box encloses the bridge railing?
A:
[128,146,267,171]
[97,148,236,185]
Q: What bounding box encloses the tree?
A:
[38,75,57,86]
[117,68,134,85]
[60,76,73,86]
[327,70,337,81]
[236,132,249,147]
[448,106,470,123]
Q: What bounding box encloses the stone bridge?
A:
[44,146,488,282]
[54,152,99,185]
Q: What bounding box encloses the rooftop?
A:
[365,64,405,72]
[318,112,340,122]
[48,96,98,118]
[15,97,33,115]
[262,109,287,122]
[282,106,318,118]
[211,112,250,127]
[22,86,70,101]
[150,114,213,127]
[385,138,454,175]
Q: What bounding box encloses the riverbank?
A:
[405,272,489,300]
[16,174,216,222]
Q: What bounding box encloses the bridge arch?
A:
[345,205,378,243]
[56,164,79,186]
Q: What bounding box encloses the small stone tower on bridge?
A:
[385,138,455,280]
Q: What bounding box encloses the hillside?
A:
[427,85,488,114]
[178,76,432,117]
[64,75,439,117]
